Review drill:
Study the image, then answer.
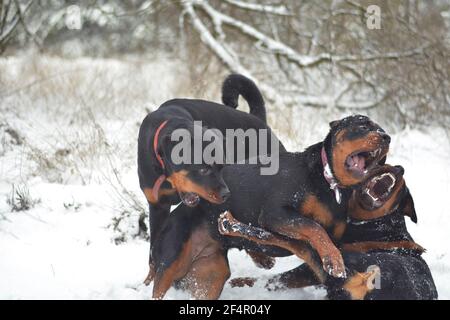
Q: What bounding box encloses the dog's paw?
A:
[229,277,257,288]
[322,253,347,279]
[248,251,276,270]
[264,276,286,292]
[218,210,237,235]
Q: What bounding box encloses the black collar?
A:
[342,208,414,244]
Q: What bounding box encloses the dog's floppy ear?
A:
[400,187,417,223]
[156,134,176,175]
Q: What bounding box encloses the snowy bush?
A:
[7,184,40,212]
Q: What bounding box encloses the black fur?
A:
[150,114,391,297]
[138,75,285,269]
[221,74,266,123]
[202,115,389,248]
[328,250,438,300]
[271,167,438,300]
[330,207,438,299]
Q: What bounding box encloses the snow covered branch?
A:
[180,0,433,110]
[197,0,330,68]
[191,0,429,69]
[224,0,291,16]
[181,0,251,77]
[0,0,34,51]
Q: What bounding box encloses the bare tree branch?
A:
[0,0,34,51]
[224,0,291,16]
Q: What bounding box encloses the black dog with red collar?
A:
[138,74,285,286]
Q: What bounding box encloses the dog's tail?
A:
[221,74,266,123]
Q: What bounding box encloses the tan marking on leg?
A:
[183,252,230,300]
[144,263,155,286]
[342,240,425,253]
[277,224,345,278]
[152,239,194,299]
[218,211,329,283]
[333,221,347,241]
[301,194,334,228]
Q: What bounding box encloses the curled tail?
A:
[221,74,267,123]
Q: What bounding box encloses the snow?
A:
[1,53,449,299]
[223,0,290,16]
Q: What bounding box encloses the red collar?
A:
[151,120,169,202]
[321,146,341,204]
[153,120,168,169]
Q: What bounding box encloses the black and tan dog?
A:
[149,115,390,299]
[220,165,438,300]
[138,74,285,285]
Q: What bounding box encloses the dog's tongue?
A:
[347,154,365,171]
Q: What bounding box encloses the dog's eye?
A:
[198,168,211,176]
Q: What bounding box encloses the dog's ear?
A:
[157,134,176,175]
[329,120,340,129]
[400,187,417,223]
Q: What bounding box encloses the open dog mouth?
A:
[345,146,387,177]
[208,192,225,204]
[180,192,200,207]
[363,172,396,207]
[180,191,224,206]
[357,165,404,210]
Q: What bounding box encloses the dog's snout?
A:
[220,188,231,201]
[393,165,404,176]
[380,132,391,144]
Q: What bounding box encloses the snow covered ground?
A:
[0,54,449,299]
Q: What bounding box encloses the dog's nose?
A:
[393,165,404,176]
[380,132,391,144]
[220,188,231,201]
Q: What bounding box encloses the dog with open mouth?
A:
[138,74,285,286]
[331,164,437,300]
[148,114,390,299]
[219,164,437,300]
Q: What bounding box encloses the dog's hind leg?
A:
[152,225,229,300]
[152,238,195,299]
[144,203,171,285]
[150,204,200,298]
[182,250,230,300]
